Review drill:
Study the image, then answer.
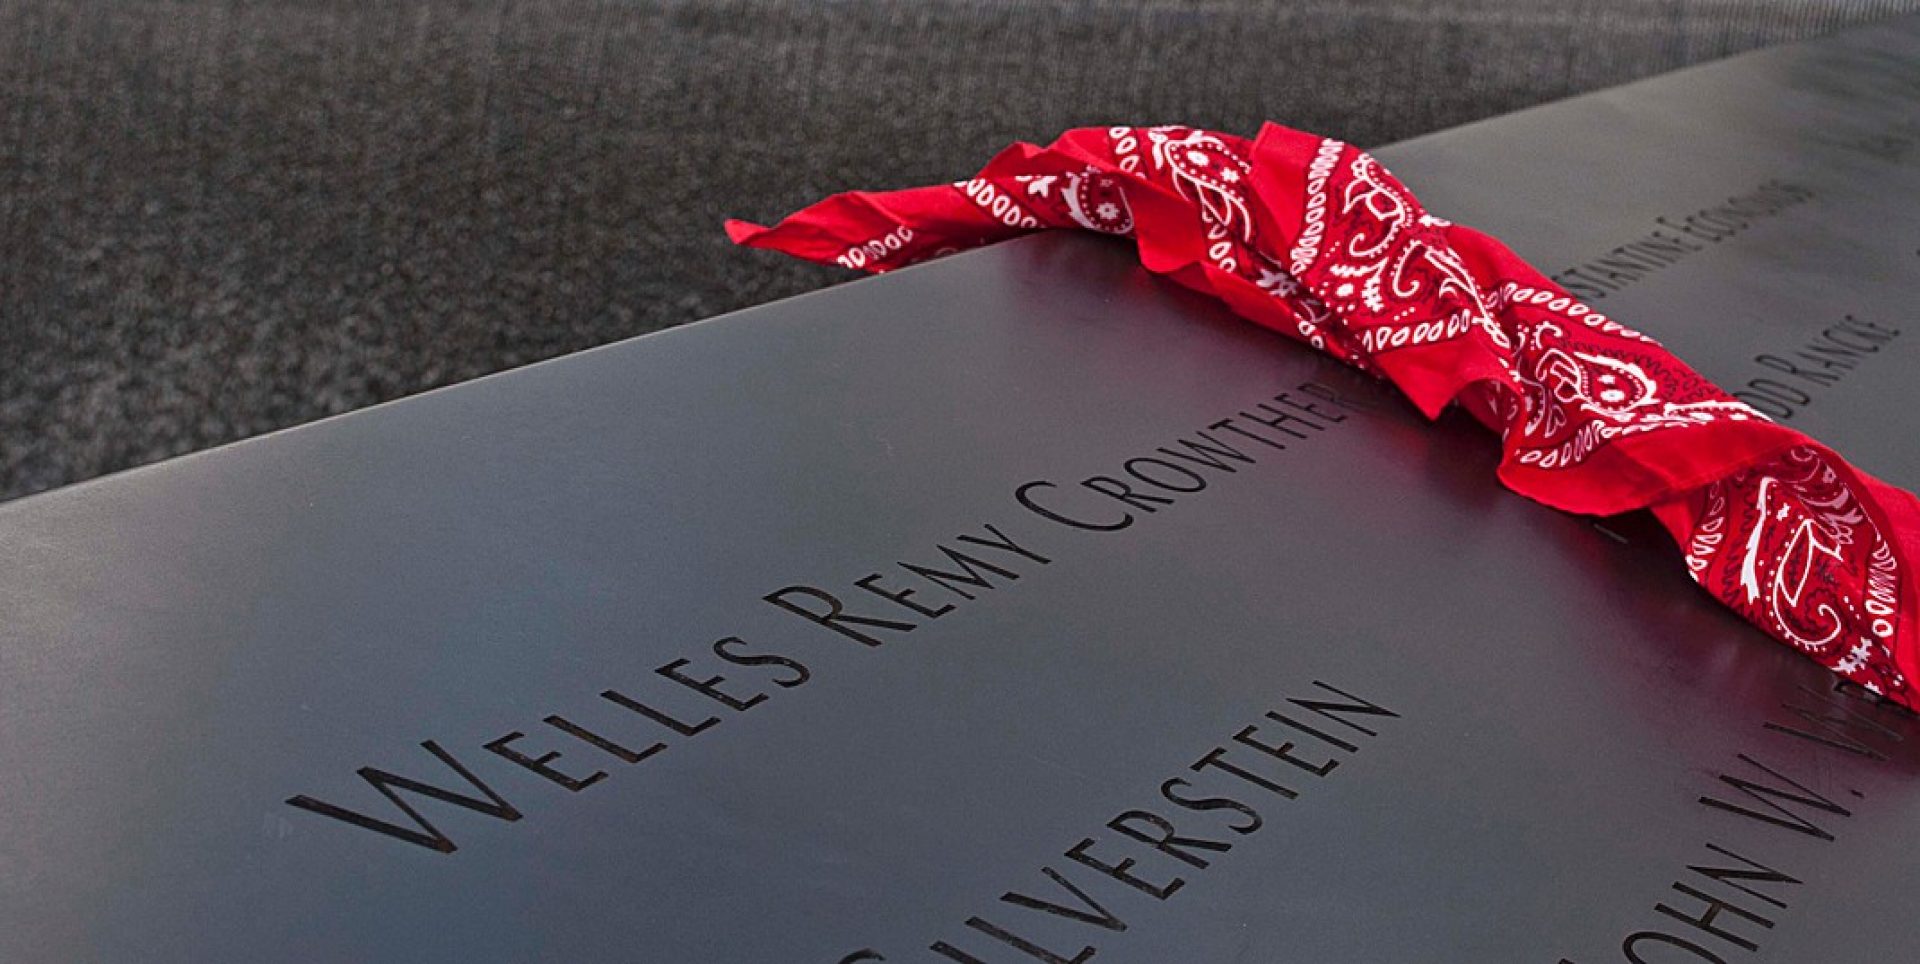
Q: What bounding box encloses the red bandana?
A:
[728,124,1920,711]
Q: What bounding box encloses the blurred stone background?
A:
[6,0,1919,501]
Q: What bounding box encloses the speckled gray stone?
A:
[6,0,1918,501]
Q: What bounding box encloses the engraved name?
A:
[283,380,1369,855]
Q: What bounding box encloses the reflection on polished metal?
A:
[4,14,1919,964]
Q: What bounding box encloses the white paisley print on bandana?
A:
[728,123,1920,710]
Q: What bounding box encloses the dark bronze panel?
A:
[3,15,1917,963]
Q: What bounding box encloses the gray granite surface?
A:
[6,0,1919,500]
